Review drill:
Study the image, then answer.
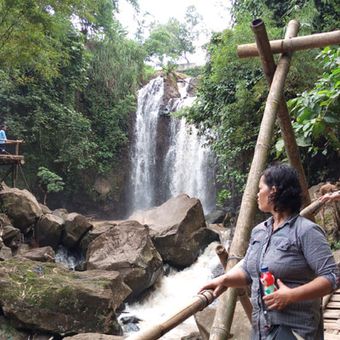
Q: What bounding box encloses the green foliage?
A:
[185,0,337,208]
[37,166,64,204]
[0,0,145,209]
[144,7,203,66]
[287,47,340,156]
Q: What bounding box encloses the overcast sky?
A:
[116,0,232,64]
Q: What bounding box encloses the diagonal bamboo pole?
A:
[125,290,214,340]
[250,19,311,210]
[237,30,340,58]
[209,20,300,340]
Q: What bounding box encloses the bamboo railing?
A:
[237,30,340,58]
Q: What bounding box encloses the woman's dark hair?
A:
[262,163,302,213]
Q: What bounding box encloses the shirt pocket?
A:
[273,238,305,268]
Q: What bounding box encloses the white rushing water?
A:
[130,76,216,214]
[123,242,222,339]
[130,76,165,211]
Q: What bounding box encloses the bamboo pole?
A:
[209,20,299,340]
[215,245,252,323]
[125,290,214,340]
[237,30,340,58]
[300,199,324,217]
[250,19,311,210]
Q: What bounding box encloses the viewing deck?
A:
[324,288,340,339]
[0,140,24,186]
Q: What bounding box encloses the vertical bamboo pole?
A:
[251,19,311,209]
[209,20,300,340]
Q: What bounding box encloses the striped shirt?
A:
[241,215,337,340]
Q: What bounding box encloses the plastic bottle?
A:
[260,266,276,295]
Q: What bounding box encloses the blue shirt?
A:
[0,129,7,144]
[241,215,338,340]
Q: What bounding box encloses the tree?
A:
[284,47,340,162]
[144,6,203,66]
[37,167,64,205]
[0,0,138,79]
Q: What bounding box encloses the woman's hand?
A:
[198,274,228,298]
[263,279,293,310]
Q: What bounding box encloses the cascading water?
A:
[129,76,216,214]
[122,242,223,339]
[130,76,165,211]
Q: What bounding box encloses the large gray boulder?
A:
[80,221,117,254]
[0,213,21,249]
[62,213,93,249]
[19,246,55,262]
[130,194,219,267]
[194,302,251,340]
[0,258,131,336]
[86,220,163,299]
[0,188,43,233]
[35,214,64,249]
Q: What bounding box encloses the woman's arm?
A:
[264,276,332,310]
[198,266,249,298]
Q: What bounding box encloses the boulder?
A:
[80,221,116,254]
[20,246,55,262]
[0,214,21,249]
[194,302,251,340]
[0,258,131,336]
[35,214,64,249]
[64,334,124,340]
[39,203,52,215]
[130,194,219,267]
[62,213,93,249]
[0,245,12,260]
[0,188,43,233]
[205,209,226,224]
[86,220,163,299]
[52,208,68,220]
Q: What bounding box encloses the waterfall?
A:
[129,76,216,214]
[130,76,164,211]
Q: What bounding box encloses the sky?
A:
[116,0,232,65]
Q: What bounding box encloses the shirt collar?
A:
[264,214,299,231]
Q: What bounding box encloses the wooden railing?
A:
[1,140,24,155]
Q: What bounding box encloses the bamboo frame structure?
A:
[209,20,299,340]
[125,290,214,340]
[251,19,311,211]
[237,30,340,58]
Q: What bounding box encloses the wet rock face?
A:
[0,258,131,336]
[0,188,43,233]
[62,213,93,249]
[130,194,219,268]
[86,220,163,300]
[35,214,64,249]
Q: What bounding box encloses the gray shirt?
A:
[241,215,338,340]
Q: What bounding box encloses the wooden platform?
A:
[0,154,24,165]
[324,289,340,339]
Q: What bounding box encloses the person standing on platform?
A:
[0,124,8,153]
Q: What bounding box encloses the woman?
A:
[199,164,338,339]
